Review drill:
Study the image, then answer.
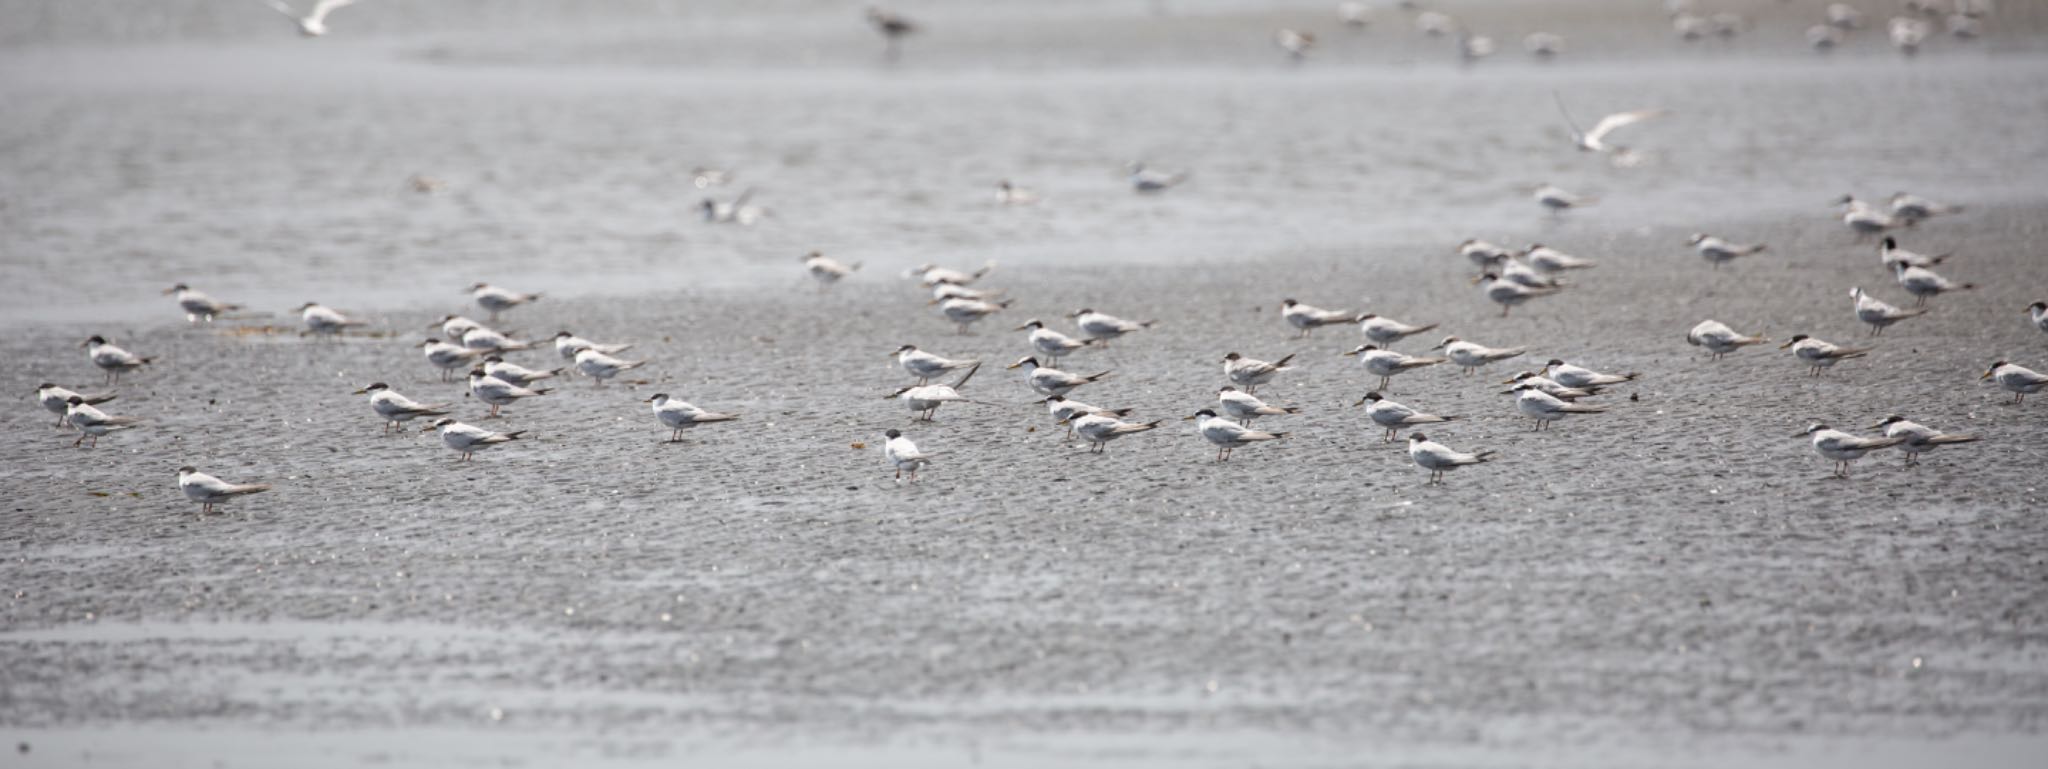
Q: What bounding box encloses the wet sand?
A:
[3,1,2047,766]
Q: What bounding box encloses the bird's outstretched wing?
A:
[309,0,359,24]
[1585,109,1668,144]
[257,0,300,19]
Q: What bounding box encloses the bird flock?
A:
[27,0,2044,515]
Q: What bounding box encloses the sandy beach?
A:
[3,1,2047,766]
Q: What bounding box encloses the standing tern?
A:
[1356,392,1458,442]
[1869,415,1979,466]
[468,368,551,418]
[1497,257,1560,290]
[1533,183,1594,215]
[1504,371,1601,400]
[468,283,541,322]
[1689,234,1767,268]
[1504,383,1607,431]
[432,314,485,340]
[1523,244,1594,273]
[1538,360,1636,389]
[1686,320,1769,360]
[353,382,450,433]
[83,336,152,384]
[2029,302,2048,336]
[883,429,935,483]
[1069,309,1154,347]
[296,302,366,337]
[1345,345,1447,391]
[575,348,647,386]
[1357,314,1439,348]
[867,7,917,62]
[426,418,523,462]
[1889,16,1930,55]
[1458,239,1514,271]
[939,297,1012,335]
[1223,352,1294,394]
[1808,24,1845,49]
[1554,95,1666,165]
[1186,409,1285,462]
[1780,335,1871,377]
[1216,386,1300,427]
[801,252,861,290]
[163,284,240,323]
[1836,195,1903,236]
[1800,422,1904,478]
[1282,299,1359,338]
[462,326,538,353]
[646,393,740,442]
[65,396,142,448]
[894,345,979,385]
[482,355,563,388]
[932,283,1000,303]
[1016,319,1095,364]
[1068,413,1162,454]
[701,190,767,225]
[1890,192,1960,222]
[420,338,485,381]
[1850,287,1925,336]
[553,331,633,361]
[1432,336,1526,375]
[1893,262,1973,306]
[911,263,992,287]
[995,180,1040,206]
[1046,395,1133,439]
[35,384,114,429]
[886,363,977,422]
[1476,273,1561,317]
[1007,356,1109,397]
[1407,433,1495,486]
[1275,29,1315,62]
[258,0,358,38]
[178,466,272,516]
[1879,236,1949,269]
[1982,361,2047,404]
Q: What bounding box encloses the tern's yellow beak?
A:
[351,388,367,395]
[1776,339,1795,349]
[1351,397,1366,407]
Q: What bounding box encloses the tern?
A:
[1498,257,1562,289]
[1345,345,1447,391]
[995,180,1040,206]
[426,418,524,462]
[1415,11,1455,36]
[1889,16,1929,55]
[1827,3,1864,29]
[468,283,541,322]
[1879,237,1950,269]
[1890,192,1960,222]
[1223,352,1294,394]
[1850,287,1925,336]
[1458,33,1496,63]
[1538,360,1637,389]
[1338,1,1371,28]
[2029,302,2048,336]
[647,393,740,442]
[258,0,358,38]
[1554,95,1666,164]
[883,429,935,483]
[1780,335,1871,377]
[461,326,538,353]
[1836,195,1903,236]
[1069,309,1154,347]
[1686,320,1769,360]
[1356,392,1458,442]
[178,466,272,516]
[352,382,450,433]
[1432,336,1526,375]
[1504,383,1607,431]
[911,263,992,287]
[163,284,240,323]
[1067,413,1162,454]
[1504,371,1600,400]
[35,384,114,429]
[1673,13,1709,40]
[886,363,978,422]
[83,336,153,384]
[1533,183,1594,214]
[1127,163,1188,193]
[468,368,551,418]
[575,348,647,386]
[1807,24,1844,49]
[701,190,766,225]
[1949,13,1982,38]
[802,252,861,291]
[1689,234,1767,269]
[1800,422,1904,478]
[933,283,1001,303]
[894,345,979,385]
[1525,32,1564,58]
[431,314,485,340]
[1282,299,1359,338]
[1982,361,2047,404]
[1007,356,1108,397]
[1016,319,1095,364]
[1186,409,1285,462]
[1458,239,1513,271]
[420,338,485,381]
[692,167,731,189]
[482,355,562,388]
[1357,314,1439,348]
[1893,262,1973,306]
[1046,395,1133,438]
[867,7,917,62]
[552,331,633,361]
[939,297,1012,335]
[296,302,366,337]
[64,396,142,447]
[1869,415,1979,466]
[1523,244,1594,273]
[1408,433,1495,486]
[1275,28,1315,61]
[1476,273,1561,317]
[1216,386,1301,427]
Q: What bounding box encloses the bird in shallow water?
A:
[163,283,240,323]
